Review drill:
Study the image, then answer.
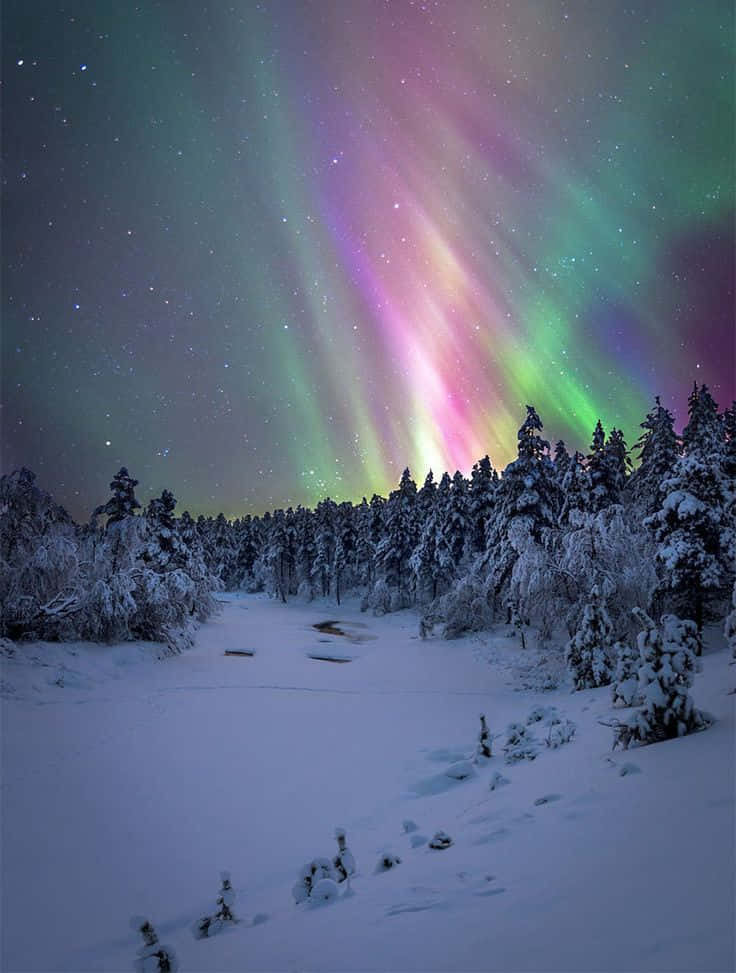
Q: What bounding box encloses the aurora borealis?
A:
[3,1,734,519]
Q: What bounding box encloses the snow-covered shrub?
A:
[364,579,391,616]
[131,917,177,973]
[615,609,706,748]
[503,722,539,763]
[611,640,641,708]
[375,853,401,872]
[489,770,510,790]
[428,831,453,850]
[194,871,237,939]
[544,719,576,748]
[438,575,493,639]
[310,878,340,903]
[292,858,337,904]
[558,507,657,639]
[445,760,476,780]
[333,828,356,882]
[566,585,614,690]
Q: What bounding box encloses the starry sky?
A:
[3,1,734,519]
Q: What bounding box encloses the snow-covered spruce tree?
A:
[467,455,498,556]
[293,505,317,600]
[558,451,592,525]
[132,917,177,973]
[333,502,357,605]
[312,498,337,598]
[411,471,462,603]
[553,440,571,487]
[618,608,705,747]
[264,509,293,603]
[195,871,237,937]
[566,585,614,690]
[611,640,641,707]
[476,713,492,760]
[645,384,729,631]
[333,828,356,882]
[482,406,559,615]
[587,422,630,511]
[627,395,681,514]
[94,467,141,524]
[372,468,418,610]
[232,514,261,590]
[352,498,374,593]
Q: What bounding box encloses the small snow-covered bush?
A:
[428,830,453,850]
[503,722,539,763]
[292,857,337,904]
[445,760,476,780]
[131,917,177,973]
[375,853,401,872]
[544,719,576,749]
[441,575,494,639]
[310,878,340,904]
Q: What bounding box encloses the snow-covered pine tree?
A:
[611,640,641,707]
[94,467,141,524]
[645,384,729,631]
[293,506,317,599]
[312,498,337,598]
[559,451,591,525]
[476,713,492,760]
[553,440,571,486]
[333,828,356,881]
[620,608,704,747]
[195,872,237,938]
[333,502,357,605]
[587,421,629,510]
[566,585,614,689]
[265,509,292,603]
[132,917,177,972]
[353,498,375,592]
[374,468,418,609]
[416,470,438,525]
[482,406,558,610]
[603,428,632,505]
[627,396,681,514]
[467,455,497,555]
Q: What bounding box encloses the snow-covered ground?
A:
[2,595,734,972]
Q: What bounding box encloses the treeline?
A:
[1,384,734,654]
[0,468,216,650]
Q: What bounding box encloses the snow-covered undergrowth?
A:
[2,593,733,971]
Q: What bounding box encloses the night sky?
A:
[3,1,733,520]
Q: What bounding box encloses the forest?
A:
[2,383,735,680]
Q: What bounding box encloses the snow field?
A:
[2,593,733,971]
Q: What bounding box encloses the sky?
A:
[2,0,733,520]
